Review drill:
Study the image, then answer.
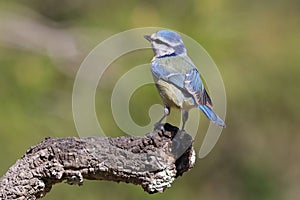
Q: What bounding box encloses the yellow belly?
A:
[155,79,196,110]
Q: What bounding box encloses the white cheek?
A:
[153,43,174,55]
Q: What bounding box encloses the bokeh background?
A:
[1,0,300,199]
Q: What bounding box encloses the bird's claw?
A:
[153,123,165,131]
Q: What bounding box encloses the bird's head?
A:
[144,30,187,58]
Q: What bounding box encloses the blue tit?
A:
[144,30,225,130]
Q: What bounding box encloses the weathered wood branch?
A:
[0,123,195,199]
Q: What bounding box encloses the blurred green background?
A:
[1,0,300,199]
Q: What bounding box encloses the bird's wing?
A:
[151,60,185,89]
[184,68,213,108]
[151,58,213,108]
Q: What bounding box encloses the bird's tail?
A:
[198,105,226,127]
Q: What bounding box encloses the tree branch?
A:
[0,123,195,199]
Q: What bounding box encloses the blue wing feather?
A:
[151,60,169,79]
[184,68,203,95]
[184,68,213,107]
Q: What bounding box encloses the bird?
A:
[144,30,225,130]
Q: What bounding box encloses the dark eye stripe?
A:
[153,39,172,47]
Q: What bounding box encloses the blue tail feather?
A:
[199,105,226,127]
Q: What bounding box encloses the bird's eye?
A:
[153,39,171,47]
[153,39,164,44]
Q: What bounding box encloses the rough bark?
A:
[0,123,195,199]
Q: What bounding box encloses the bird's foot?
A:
[153,122,165,131]
[180,125,186,132]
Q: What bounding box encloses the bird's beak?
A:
[144,35,152,42]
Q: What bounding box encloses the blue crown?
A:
[155,30,183,44]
